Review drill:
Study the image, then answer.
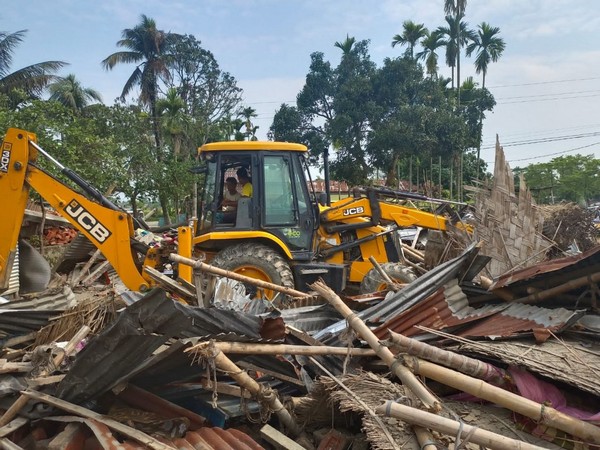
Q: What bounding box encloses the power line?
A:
[496,140,600,165]
[481,131,600,150]
[488,76,600,89]
[498,92,600,105]
[496,89,600,101]
[482,123,600,146]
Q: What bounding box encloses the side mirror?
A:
[189,165,208,174]
[318,192,327,206]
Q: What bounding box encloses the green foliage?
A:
[0,29,67,108]
[520,155,600,205]
[2,4,506,217]
[272,37,493,190]
[166,33,243,149]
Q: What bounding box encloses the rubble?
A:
[0,138,599,449]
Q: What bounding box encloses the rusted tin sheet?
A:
[455,303,584,339]
[373,279,504,339]
[490,245,600,290]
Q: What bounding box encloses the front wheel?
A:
[359,262,417,294]
[210,242,294,303]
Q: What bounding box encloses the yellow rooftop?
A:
[198,140,307,154]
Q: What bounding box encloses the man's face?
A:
[227,181,237,193]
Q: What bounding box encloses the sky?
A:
[3,0,600,172]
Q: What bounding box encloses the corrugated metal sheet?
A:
[54,233,96,274]
[372,278,583,340]
[0,308,60,338]
[279,304,343,334]
[490,245,600,290]
[455,303,585,339]
[373,279,505,339]
[3,243,19,297]
[1,286,76,311]
[314,242,481,342]
[56,289,286,404]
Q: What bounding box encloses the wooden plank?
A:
[0,417,28,438]
[21,390,174,450]
[0,361,32,374]
[27,374,65,387]
[260,424,307,450]
[143,266,196,302]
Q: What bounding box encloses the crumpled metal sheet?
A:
[372,279,506,339]
[56,288,285,404]
[490,245,600,291]
[314,242,481,342]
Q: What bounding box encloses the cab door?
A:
[261,153,315,256]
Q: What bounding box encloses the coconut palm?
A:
[416,31,445,78]
[466,22,505,89]
[0,29,67,107]
[102,15,174,149]
[392,21,428,59]
[48,74,102,112]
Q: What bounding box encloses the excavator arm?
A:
[0,128,151,292]
[320,189,454,232]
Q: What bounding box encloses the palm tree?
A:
[48,74,102,112]
[442,0,473,105]
[102,15,173,149]
[0,29,67,107]
[416,31,445,78]
[239,106,258,141]
[392,21,428,58]
[444,0,468,17]
[437,16,475,91]
[466,22,505,89]
[334,34,356,55]
[156,88,187,158]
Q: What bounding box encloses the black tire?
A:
[359,262,417,294]
[210,242,294,303]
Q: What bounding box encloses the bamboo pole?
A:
[309,280,441,412]
[386,331,508,387]
[186,341,302,437]
[199,341,376,357]
[512,270,600,305]
[376,401,548,450]
[0,325,91,427]
[401,242,425,262]
[404,356,600,445]
[170,253,310,298]
[368,256,401,291]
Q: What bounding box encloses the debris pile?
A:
[0,140,599,449]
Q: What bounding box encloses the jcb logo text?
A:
[0,148,11,173]
[64,200,111,243]
[342,206,365,216]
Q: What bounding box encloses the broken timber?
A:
[186,340,302,437]
[171,253,311,299]
[376,401,548,450]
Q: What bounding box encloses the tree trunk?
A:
[386,154,399,187]
[159,191,171,225]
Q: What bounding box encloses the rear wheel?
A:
[210,242,294,303]
[359,262,417,294]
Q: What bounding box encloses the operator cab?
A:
[197,141,318,260]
